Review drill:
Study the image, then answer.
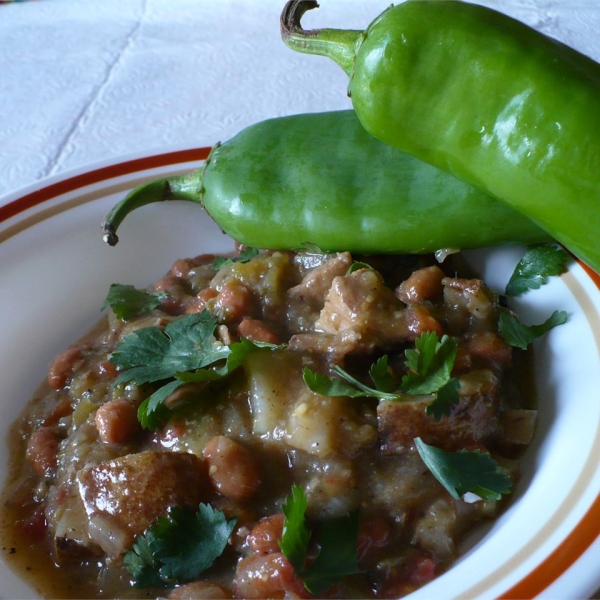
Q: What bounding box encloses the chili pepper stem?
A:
[280,0,361,76]
[102,171,204,246]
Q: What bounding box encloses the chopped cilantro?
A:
[137,379,183,430]
[303,331,460,420]
[110,311,230,385]
[368,355,397,394]
[303,365,400,401]
[427,378,461,420]
[346,261,374,275]
[415,437,512,501]
[113,313,278,429]
[505,245,569,296]
[211,246,259,269]
[279,484,311,574]
[279,485,360,595]
[402,332,458,395]
[101,283,167,321]
[498,309,568,350]
[123,503,236,588]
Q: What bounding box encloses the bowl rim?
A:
[1,147,599,600]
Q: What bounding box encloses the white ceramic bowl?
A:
[1,149,599,599]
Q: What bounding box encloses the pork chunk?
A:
[315,269,442,348]
[76,451,208,558]
[377,369,502,454]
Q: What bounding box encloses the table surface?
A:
[1,0,600,199]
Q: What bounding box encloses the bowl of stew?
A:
[1,149,599,599]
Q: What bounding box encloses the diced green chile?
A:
[281,1,600,271]
[103,111,549,254]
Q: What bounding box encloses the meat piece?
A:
[287,252,352,310]
[377,370,502,454]
[395,265,445,304]
[76,451,208,558]
[315,269,442,347]
[442,277,497,333]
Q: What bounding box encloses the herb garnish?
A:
[303,331,460,420]
[211,246,260,269]
[505,244,569,296]
[279,485,360,595]
[498,308,568,350]
[415,437,512,501]
[102,283,167,321]
[123,503,236,588]
[110,311,274,429]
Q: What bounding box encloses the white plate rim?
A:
[1,147,599,600]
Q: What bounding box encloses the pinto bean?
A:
[203,436,261,501]
[237,318,280,345]
[184,287,219,314]
[167,580,231,599]
[215,283,252,322]
[247,513,285,554]
[395,265,445,304]
[47,344,83,389]
[26,426,61,477]
[233,552,309,599]
[95,398,141,444]
[170,258,197,279]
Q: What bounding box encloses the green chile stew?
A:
[1,246,556,599]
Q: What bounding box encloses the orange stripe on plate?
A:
[500,258,600,600]
[0,147,210,224]
[500,494,600,599]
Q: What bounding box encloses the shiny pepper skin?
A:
[103,111,548,253]
[281,0,600,273]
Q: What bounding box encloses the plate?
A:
[1,150,599,599]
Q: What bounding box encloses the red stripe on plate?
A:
[0,147,210,224]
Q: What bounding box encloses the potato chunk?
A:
[76,451,208,558]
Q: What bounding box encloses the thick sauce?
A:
[0,249,536,599]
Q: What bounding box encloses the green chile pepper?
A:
[103,110,549,253]
[281,0,600,271]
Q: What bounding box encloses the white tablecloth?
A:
[1,0,600,199]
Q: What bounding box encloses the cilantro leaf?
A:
[138,379,183,430]
[415,437,512,501]
[123,531,165,588]
[111,311,230,385]
[302,366,400,401]
[303,332,460,421]
[498,309,568,350]
[505,245,569,296]
[369,355,397,393]
[123,503,236,588]
[279,483,311,574]
[212,247,259,269]
[279,485,360,595]
[101,283,167,321]
[346,261,374,275]
[402,332,457,395]
[426,378,460,420]
[302,511,361,595]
